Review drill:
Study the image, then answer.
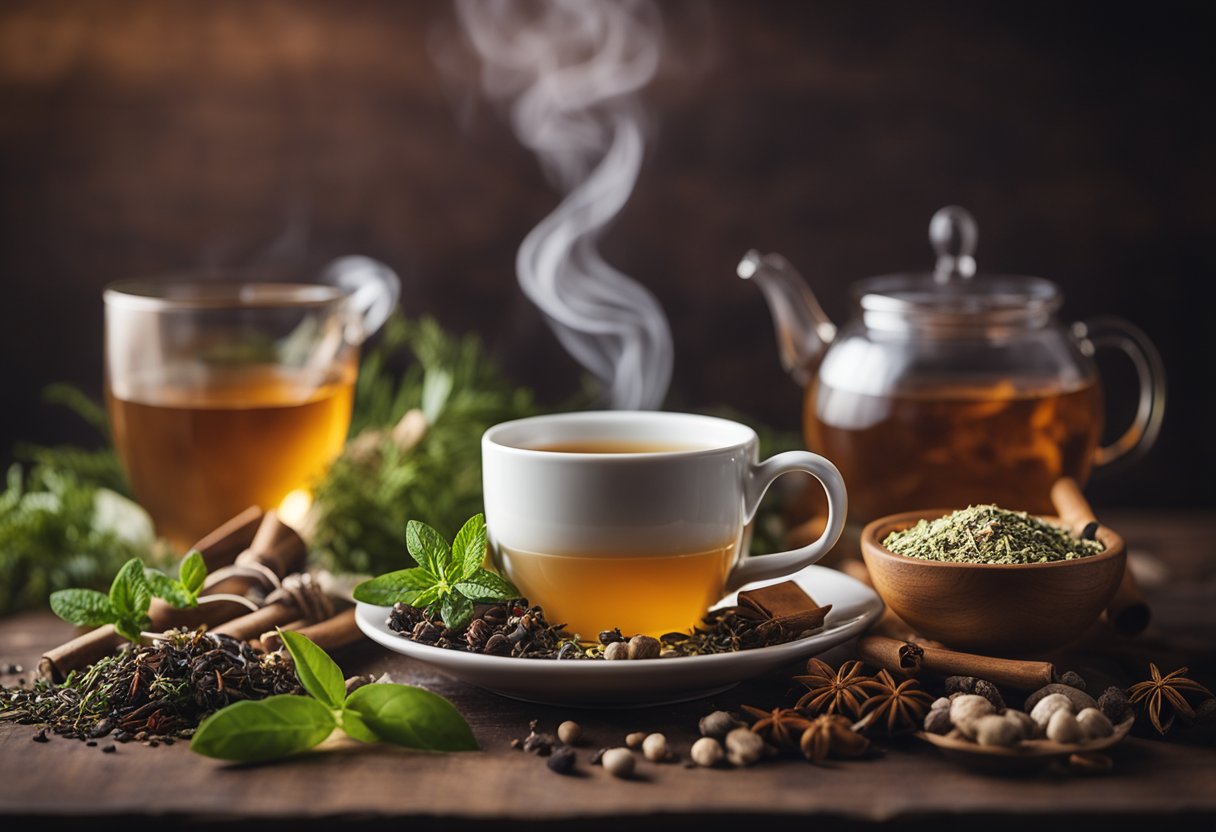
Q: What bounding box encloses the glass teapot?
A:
[739,206,1165,521]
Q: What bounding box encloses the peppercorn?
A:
[642,733,669,762]
[557,720,582,745]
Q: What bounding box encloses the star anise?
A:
[799,714,870,765]
[742,705,812,752]
[794,658,885,718]
[1128,663,1215,735]
[856,669,936,735]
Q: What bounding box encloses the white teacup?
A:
[482,411,847,638]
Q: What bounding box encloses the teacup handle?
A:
[321,256,402,345]
[725,451,848,592]
[1072,316,1166,468]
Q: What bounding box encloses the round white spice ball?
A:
[642,733,669,762]
[931,697,951,711]
[973,714,1021,747]
[1046,709,1083,743]
[724,727,765,767]
[950,694,996,738]
[1076,708,1114,740]
[690,736,724,767]
[625,731,647,749]
[1030,693,1074,728]
[601,747,636,778]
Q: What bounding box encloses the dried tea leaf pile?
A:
[0,629,299,743]
[883,504,1104,565]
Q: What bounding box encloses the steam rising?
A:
[454,0,672,409]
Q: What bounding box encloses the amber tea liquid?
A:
[501,541,738,638]
[108,364,354,546]
[806,379,1101,520]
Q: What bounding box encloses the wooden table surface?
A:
[2,509,1214,831]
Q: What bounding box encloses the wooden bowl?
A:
[860,509,1126,654]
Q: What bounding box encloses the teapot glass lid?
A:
[854,206,1061,324]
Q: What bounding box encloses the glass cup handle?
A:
[321,256,402,345]
[1072,316,1166,468]
[725,451,848,592]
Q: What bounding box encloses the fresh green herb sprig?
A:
[49,551,208,642]
[353,514,518,631]
[191,630,477,762]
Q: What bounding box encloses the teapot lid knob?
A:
[930,205,978,282]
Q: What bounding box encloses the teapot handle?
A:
[1072,317,1166,468]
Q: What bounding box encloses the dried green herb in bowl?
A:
[882,504,1103,565]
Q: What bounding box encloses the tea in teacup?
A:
[482,411,847,638]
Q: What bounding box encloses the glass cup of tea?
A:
[481,411,847,638]
[103,258,399,547]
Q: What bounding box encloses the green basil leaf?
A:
[439,592,474,630]
[343,684,477,751]
[279,630,346,710]
[191,695,336,762]
[352,568,435,606]
[146,571,195,608]
[454,569,519,602]
[109,558,151,621]
[179,550,207,595]
[406,520,451,576]
[49,589,115,628]
[452,513,489,580]
[113,616,148,644]
[339,706,380,744]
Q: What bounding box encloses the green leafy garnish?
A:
[49,551,211,642]
[352,514,519,630]
[191,631,477,762]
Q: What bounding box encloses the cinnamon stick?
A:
[259,609,361,653]
[856,635,1056,691]
[38,509,306,681]
[1051,478,1150,636]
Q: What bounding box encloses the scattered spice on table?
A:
[794,658,885,717]
[883,504,1104,564]
[0,628,298,744]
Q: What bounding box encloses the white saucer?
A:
[355,564,883,707]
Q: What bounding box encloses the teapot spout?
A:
[737,250,837,386]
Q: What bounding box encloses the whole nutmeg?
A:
[725,727,765,767]
[973,714,1021,747]
[699,710,744,740]
[642,733,669,762]
[547,747,577,775]
[923,708,953,736]
[601,747,636,778]
[1030,693,1074,728]
[1025,684,1097,714]
[949,694,995,737]
[627,635,661,660]
[1076,708,1114,740]
[1004,709,1038,740]
[557,720,583,745]
[1046,709,1083,743]
[690,737,724,767]
[625,731,648,749]
[604,642,630,661]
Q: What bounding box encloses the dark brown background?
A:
[1,0,1212,506]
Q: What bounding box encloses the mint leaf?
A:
[352,568,434,607]
[343,684,477,751]
[108,558,150,622]
[339,706,380,744]
[439,592,474,630]
[191,695,336,762]
[49,589,114,628]
[454,568,518,602]
[412,586,442,611]
[279,630,346,710]
[452,513,488,580]
[113,616,149,644]
[146,571,195,608]
[406,520,451,576]
[179,550,207,595]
